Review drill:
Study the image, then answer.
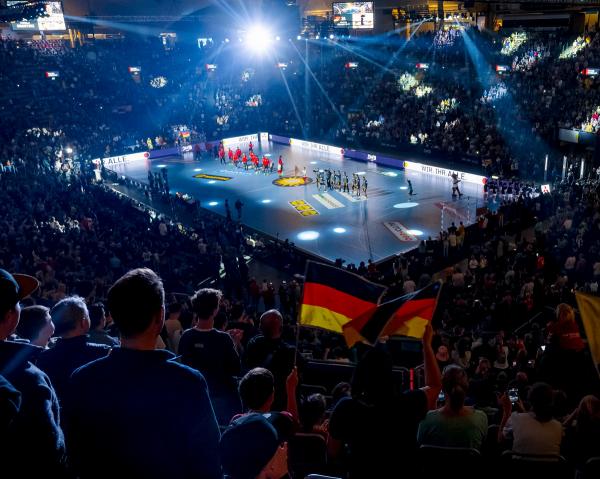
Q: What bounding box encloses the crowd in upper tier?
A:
[1,26,600,478]
[2,27,600,180]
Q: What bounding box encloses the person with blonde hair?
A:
[563,395,600,467]
[547,303,584,351]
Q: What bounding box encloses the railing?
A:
[514,306,555,335]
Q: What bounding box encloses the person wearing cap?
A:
[65,268,221,479]
[220,413,289,479]
[0,269,66,475]
[36,296,111,402]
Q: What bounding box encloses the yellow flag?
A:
[575,292,600,374]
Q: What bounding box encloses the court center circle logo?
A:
[272,176,314,187]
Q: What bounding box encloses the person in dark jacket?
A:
[0,374,21,434]
[65,268,221,479]
[36,296,110,401]
[244,309,297,411]
[179,287,242,424]
[0,269,66,476]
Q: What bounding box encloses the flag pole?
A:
[294,260,311,367]
[294,312,301,367]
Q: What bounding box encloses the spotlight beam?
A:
[460,26,555,167]
[290,40,350,132]
[325,20,425,142]
[275,52,307,139]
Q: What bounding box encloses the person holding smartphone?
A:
[500,382,563,456]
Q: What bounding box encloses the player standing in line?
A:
[242,154,248,170]
[219,146,225,164]
[342,172,349,193]
[408,179,414,196]
[302,166,307,182]
[362,176,368,197]
[249,141,253,152]
[228,148,233,163]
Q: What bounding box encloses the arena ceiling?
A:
[61,0,320,18]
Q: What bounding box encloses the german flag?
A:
[300,261,387,334]
[343,281,442,347]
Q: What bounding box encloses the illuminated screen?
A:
[9,1,66,31]
[333,2,374,29]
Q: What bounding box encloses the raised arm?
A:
[285,366,299,424]
[420,323,442,411]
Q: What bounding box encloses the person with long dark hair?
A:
[329,324,441,478]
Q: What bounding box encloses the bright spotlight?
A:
[333,227,346,234]
[329,34,334,39]
[224,38,230,43]
[246,26,273,53]
[208,180,216,184]
[193,168,202,172]
[208,201,218,206]
[407,229,424,236]
[65,147,73,154]
[297,231,319,241]
[315,34,320,40]
[261,199,272,204]
[296,35,301,40]
[275,35,280,41]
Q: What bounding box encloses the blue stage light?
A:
[393,202,419,209]
[297,230,319,241]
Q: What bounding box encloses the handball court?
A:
[107,139,486,265]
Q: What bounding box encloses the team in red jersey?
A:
[211,142,282,175]
[193,141,284,176]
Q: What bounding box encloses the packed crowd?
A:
[1,26,600,479]
[2,28,600,183]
